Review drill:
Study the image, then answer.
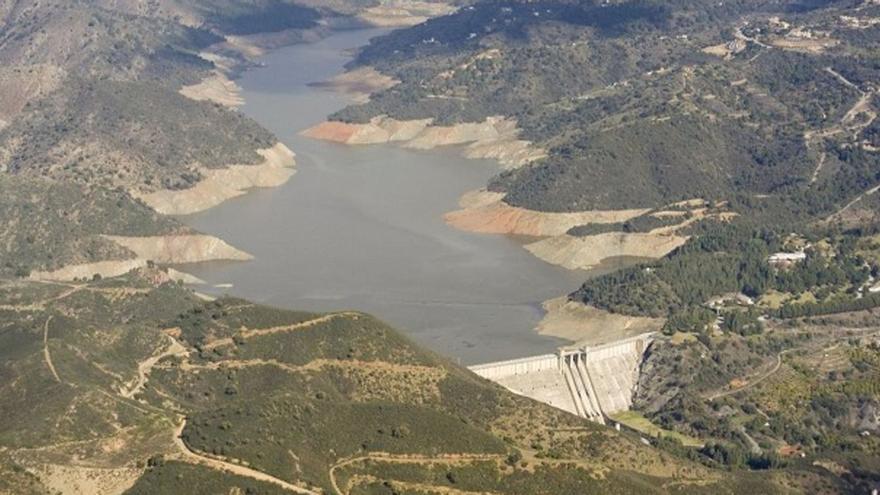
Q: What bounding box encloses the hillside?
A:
[629,311,880,478]
[2,0,879,492]
[331,0,879,215]
[307,0,880,482]
[0,269,850,494]
[0,0,280,195]
[0,175,184,278]
[0,0,458,278]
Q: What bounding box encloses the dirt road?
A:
[43,316,61,383]
[328,452,505,495]
[172,418,320,494]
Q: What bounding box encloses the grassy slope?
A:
[0,272,839,494]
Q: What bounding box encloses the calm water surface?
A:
[180,29,588,364]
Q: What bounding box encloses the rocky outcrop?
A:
[135,143,296,215]
[536,297,664,346]
[443,190,649,237]
[525,232,689,271]
[29,235,251,281]
[303,116,546,169]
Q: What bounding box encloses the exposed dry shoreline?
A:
[29,235,251,282]
[536,297,664,346]
[444,190,649,236]
[134,142,296,216]
[303,115,547,169]
[308,66,400,103]
[525,233,689,271]
[179,71,244,108]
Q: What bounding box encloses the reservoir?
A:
[180,28,586,364]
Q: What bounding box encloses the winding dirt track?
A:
[807,67,875,192]
[706,349,795,401]
[120,336,187,399]
[241,312,360,339]
[172,418,321,494]
[205,312,360,350]
[328,453,505,495]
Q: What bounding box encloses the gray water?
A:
[179,28,587,364]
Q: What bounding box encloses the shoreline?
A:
[50,21,595,358]
[302,115,547,170]
[133,143,297,216]
[28,235,251,282]
[25,21,391,282]
[536,296,664,347]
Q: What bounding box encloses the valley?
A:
[176,28,590,364]
[3,0,880,493]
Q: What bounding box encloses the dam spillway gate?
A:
[468,333,654,424]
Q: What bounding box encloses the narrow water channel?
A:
[179,28,587,364]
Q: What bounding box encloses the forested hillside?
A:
[337,0,878,212]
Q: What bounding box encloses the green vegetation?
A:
[126,461,289,494]
[336,0,878,213]
[635,316,880,482]
[0,272,839,493]
[576,225,875,320]
[0,174,183,277]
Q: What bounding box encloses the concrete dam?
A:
[469,333,654,424]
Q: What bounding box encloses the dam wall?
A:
[470,333,654,422]
[468,353,559,379]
